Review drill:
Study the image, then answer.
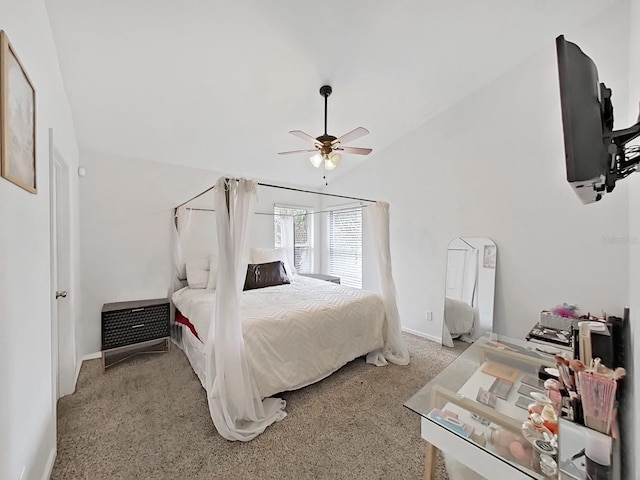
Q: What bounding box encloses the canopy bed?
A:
[171,177,409,441]
[172,273,385,398]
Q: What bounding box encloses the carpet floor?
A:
[53,333,465,480]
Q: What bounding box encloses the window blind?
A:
[329,207,362,288]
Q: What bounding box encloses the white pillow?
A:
[250,247,296,277]
[206,254,219,290]
[275,247,297,276]
[185,256,210,289]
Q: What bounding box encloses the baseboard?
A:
[73,352,100,391]
[83,351,101,361]
[43,448,56,480]
[74,358,82,389]
[401,326,442,344]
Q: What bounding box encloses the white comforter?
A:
[172,275,385,398]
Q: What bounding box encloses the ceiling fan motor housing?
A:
[317,134,337,155]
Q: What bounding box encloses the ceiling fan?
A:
[278,85,372,171]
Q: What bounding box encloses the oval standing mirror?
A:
[441,237,497,347]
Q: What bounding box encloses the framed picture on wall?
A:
[0,30,37,194]
[483,244,496,269]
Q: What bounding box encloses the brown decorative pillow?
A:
[243,261,290,291]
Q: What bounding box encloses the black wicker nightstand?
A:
[101,298,170,372]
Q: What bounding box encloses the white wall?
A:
[325,4,630,343]
[78,150,322,355]
[626,0,639,477]
[78,150,223,355]
[0,1,80,479]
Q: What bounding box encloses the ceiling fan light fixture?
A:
[310,152,324,168]
[279,85,371,172]
[324,152,341,170]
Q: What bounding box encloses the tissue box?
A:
[539,311,573,331]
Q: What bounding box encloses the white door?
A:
[50,129,76,399]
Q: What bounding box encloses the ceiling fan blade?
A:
[289,130,321,145]
[335,146,372,155]
[332,127,369,146]
[278,148,318,155]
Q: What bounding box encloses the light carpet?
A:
[53,333,464,480]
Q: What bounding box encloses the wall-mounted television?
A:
[556,35,640,204]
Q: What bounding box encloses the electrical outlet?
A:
[426,310,433,321]
[18,466,25,480]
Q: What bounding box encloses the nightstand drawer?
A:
[101,299,170,350]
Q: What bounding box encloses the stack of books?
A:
[525,322,573,355]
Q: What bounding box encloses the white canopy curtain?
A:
[171,205,193,285]
[206,177,286,441]
[280,215,295,273]
[364,201,410,366]
[170,206,193,344]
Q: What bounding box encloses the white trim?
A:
[42,448,56,480]
[72,353,101,388]
[49,129,59,404]
[74,358,82,387]
[401,326,441,344]
[274,202,315,212]
[50,131,77,398]
[83,351,102,361]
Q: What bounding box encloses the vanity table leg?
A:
[424,442,437,480]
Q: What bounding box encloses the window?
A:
[274,205,314,273]
[328,206,362,288]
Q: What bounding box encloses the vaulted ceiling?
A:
[46,0,616,187]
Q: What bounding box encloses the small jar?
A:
[527,402,544,415]
[541,404,558,435]
[521,414,552,445]
[530,413,547,432]
[531,439,557,473]
[539,453,558,478]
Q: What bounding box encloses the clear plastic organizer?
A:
[539,311,573,331]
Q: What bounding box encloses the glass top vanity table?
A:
[405,333,557,480]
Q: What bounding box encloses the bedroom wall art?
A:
[0,30,37,194]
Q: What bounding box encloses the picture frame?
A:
[0,30,36,194]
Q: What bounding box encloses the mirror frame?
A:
[442,237,497,346]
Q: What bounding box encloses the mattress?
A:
[172,275,385,398]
